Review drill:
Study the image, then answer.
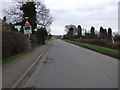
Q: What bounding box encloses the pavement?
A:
[24,39,118,88]
[2,42,51,88]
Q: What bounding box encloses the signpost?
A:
[23,20,32,35]
[23,18,32,50]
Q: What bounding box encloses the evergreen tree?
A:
[90,26,95,38]
[99,26,104,38]
[67,27,74,40]
[48,34,52,39]
[77,25,82,38]
[36,27,48,44]
[20,2,37,34]
[108,28,112,38]
[104,29,107,35]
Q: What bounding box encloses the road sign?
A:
[23,20,32,35]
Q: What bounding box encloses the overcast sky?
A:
[0,0,119,35]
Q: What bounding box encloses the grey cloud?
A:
[46,0,118,35]
[1,0,118,35]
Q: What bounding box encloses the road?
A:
[24,39,118,88]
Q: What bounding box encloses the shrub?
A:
[2,31,39,60]
[30,34,39,47]
[35,28,48,45]
[2,31,28,60]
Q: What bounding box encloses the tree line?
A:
[64,25,113,40]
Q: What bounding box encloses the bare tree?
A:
[2,0,53,32]
[36,2,53,29]
[2,2,23,24]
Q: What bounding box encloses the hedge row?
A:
[2,31,39,60]
[73,39,120,50]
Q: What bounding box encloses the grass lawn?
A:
[64,39,120,59]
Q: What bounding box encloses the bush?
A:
[35,28,47,45]
[30,34,39,47]
[107,41,120,50]
[2,31,28,60]
[2,31,39,60]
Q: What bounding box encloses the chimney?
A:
[3,16,6,22]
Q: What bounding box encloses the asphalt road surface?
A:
[24,39,118,88]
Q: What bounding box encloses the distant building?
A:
[52,35,63,39]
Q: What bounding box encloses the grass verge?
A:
[45,39,52,44]
[64,39,120,59]
[2,45,40,65]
